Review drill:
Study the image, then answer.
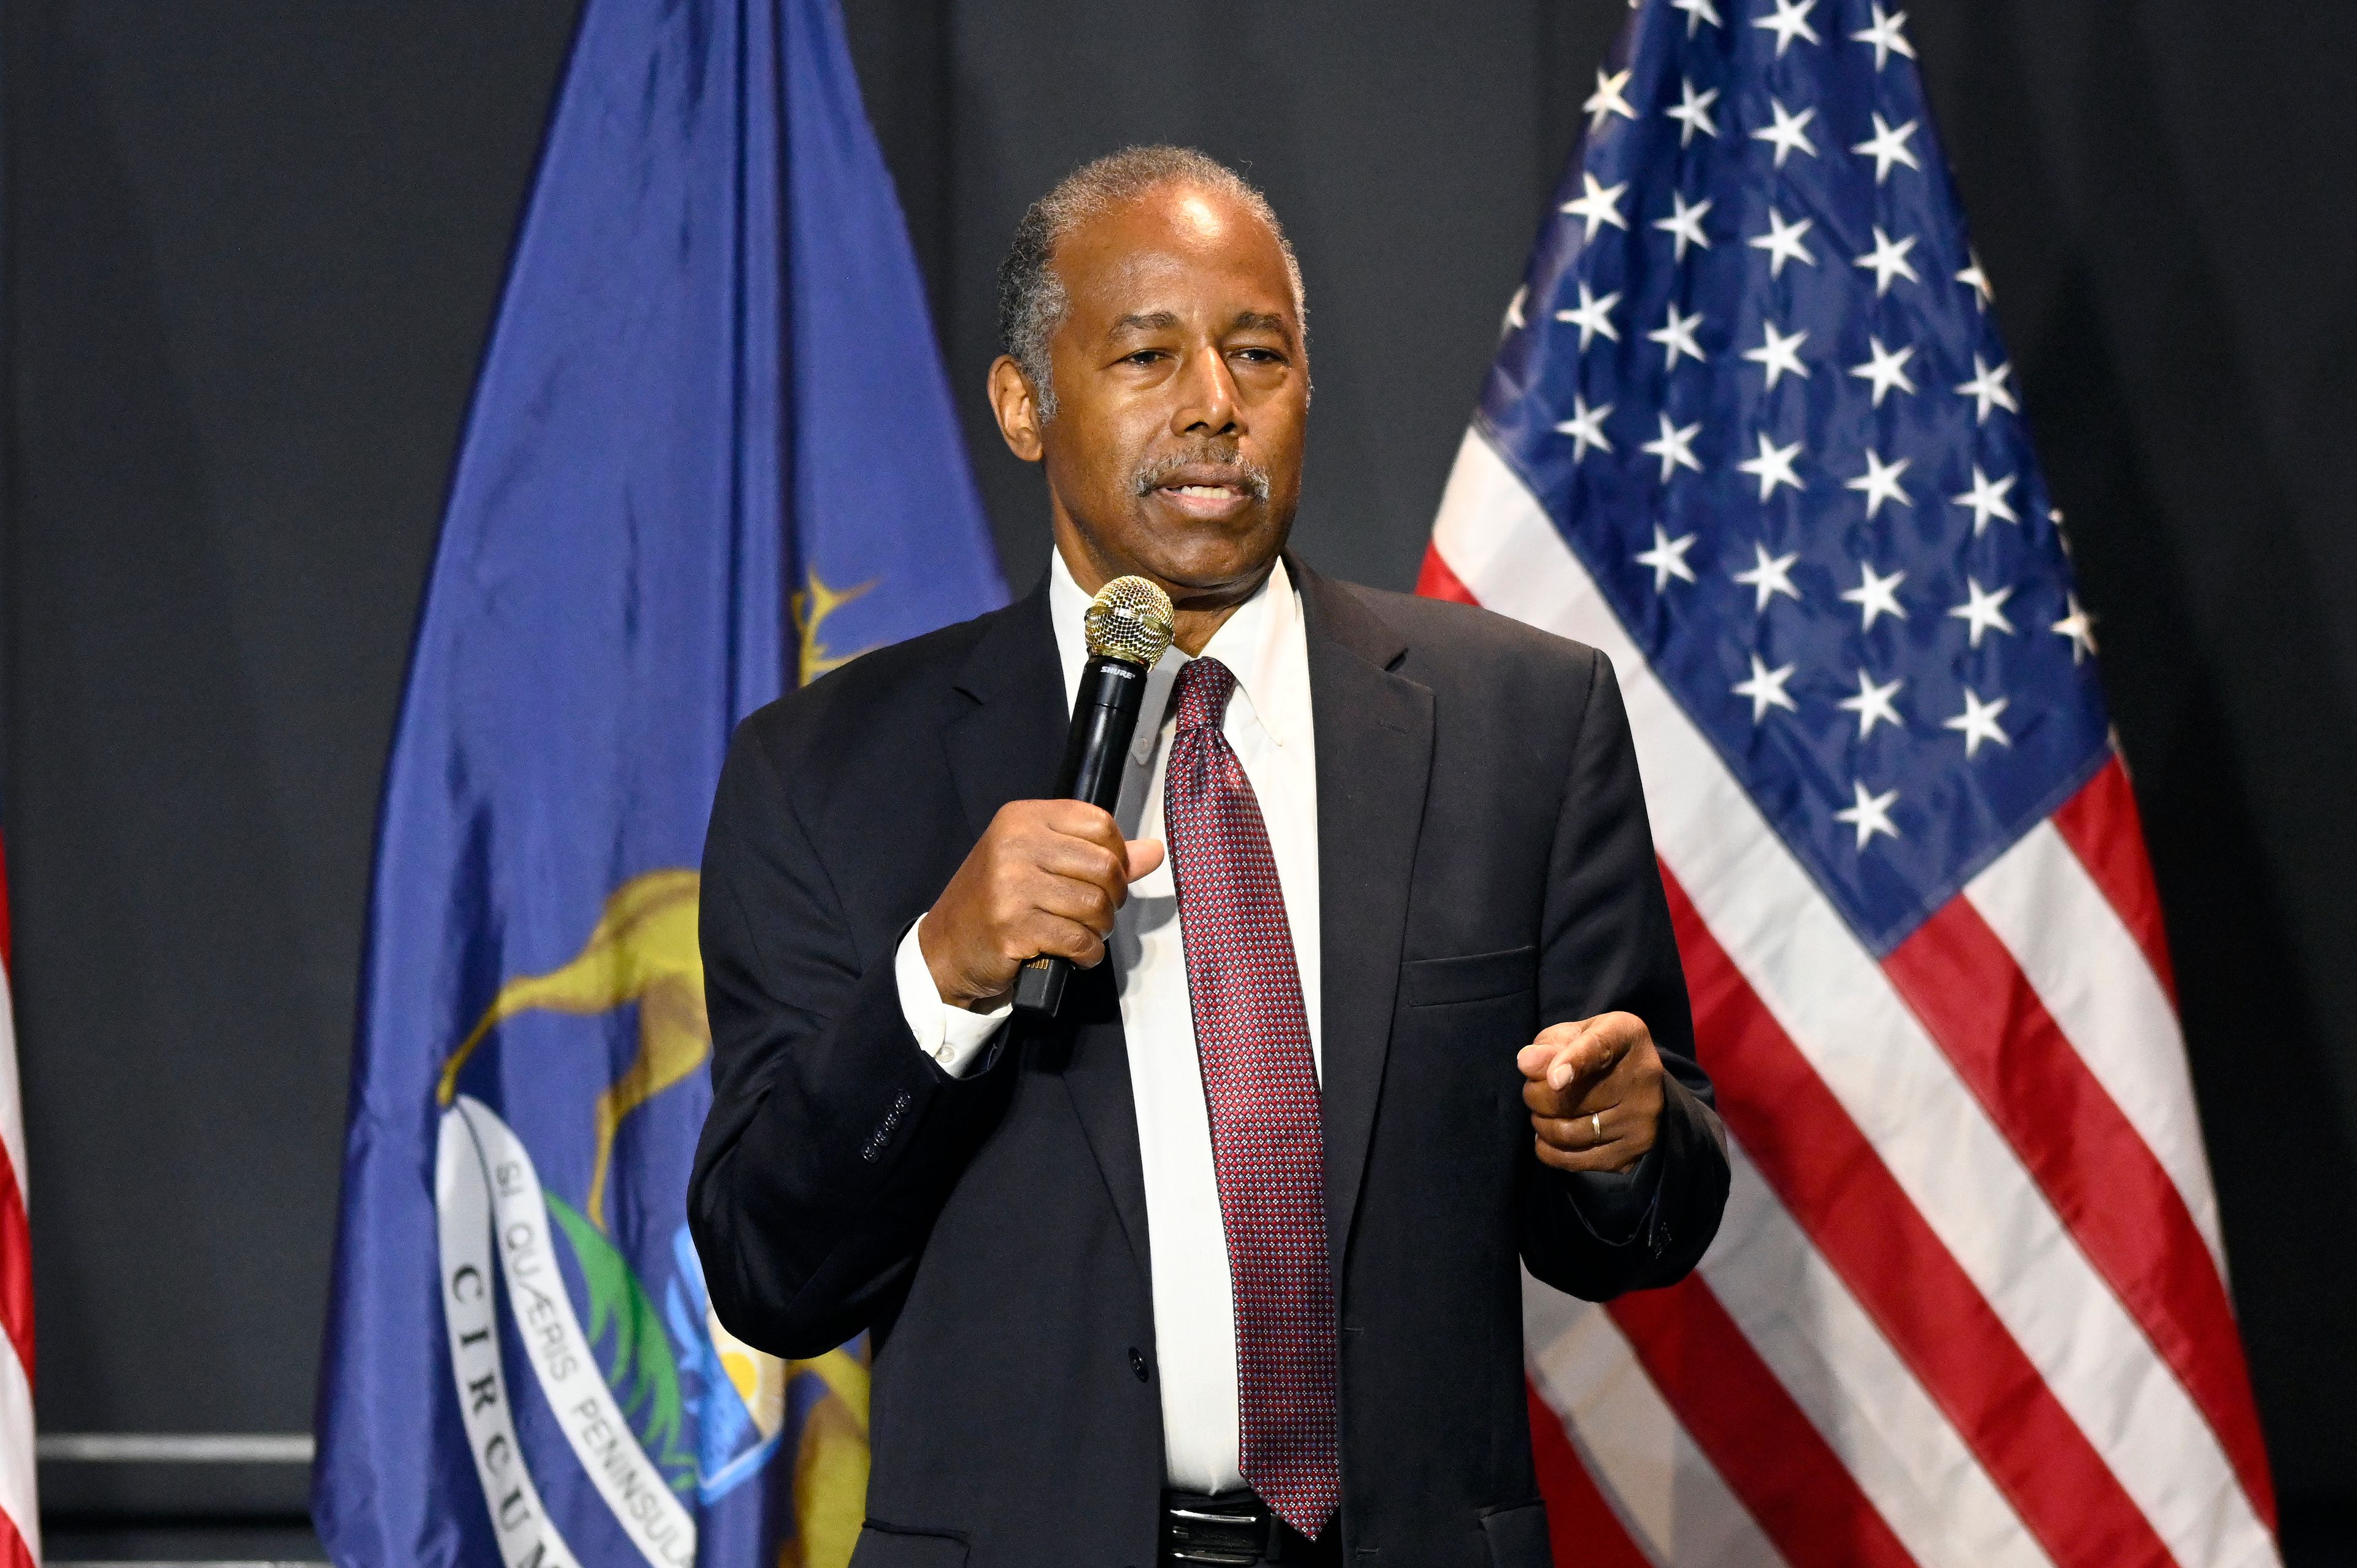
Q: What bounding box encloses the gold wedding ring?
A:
[1590,1112,1603,1146]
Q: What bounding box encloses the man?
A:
[690,147,1728,1568]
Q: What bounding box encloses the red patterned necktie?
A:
[1163,655,1341,1538]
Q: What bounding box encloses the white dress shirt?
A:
[893,547,1317,1493]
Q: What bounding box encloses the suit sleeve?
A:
[1519,651,1730,1299]
[687,724,1010,1358]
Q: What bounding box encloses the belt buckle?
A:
[1164,1499,1269,1566]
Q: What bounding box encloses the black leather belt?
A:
[1160,1489,1337,1566]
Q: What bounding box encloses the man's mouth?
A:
[1148,476,1261,519]
[1134,449,1271,511]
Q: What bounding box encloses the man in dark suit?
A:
[689,146,1728,1568]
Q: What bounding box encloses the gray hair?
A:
[996,145,1307,422]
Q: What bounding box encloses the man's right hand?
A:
[917,800,1166,1011]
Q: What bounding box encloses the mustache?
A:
[1132,446,1271,501]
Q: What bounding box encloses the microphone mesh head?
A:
[1084,576,1177,667]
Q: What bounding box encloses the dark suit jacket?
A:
[689,558,1728,1568]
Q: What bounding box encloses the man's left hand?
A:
[1516,1012,1665,1174]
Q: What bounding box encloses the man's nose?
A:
[1170,342,1240,438]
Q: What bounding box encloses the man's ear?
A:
[986,355,1045,463]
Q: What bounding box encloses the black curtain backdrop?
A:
[7,0,2351,1554]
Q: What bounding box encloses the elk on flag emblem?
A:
[1422,2,2279,1566]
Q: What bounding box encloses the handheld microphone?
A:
[1012,574,1177,1018]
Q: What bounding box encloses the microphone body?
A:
[1012,653,1152,1017]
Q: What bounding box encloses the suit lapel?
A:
[1041,965,1150,1286]
[943,581,1064,836]
[1295,560,1433,1276]
[941,579,1154,1288]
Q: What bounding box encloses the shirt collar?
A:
[1046,547,1309,760]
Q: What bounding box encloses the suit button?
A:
[1129,1348,1150,1383]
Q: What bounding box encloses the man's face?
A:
[993,182,1308,608]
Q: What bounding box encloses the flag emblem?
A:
[429,871,809,1568]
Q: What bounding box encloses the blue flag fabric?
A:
[312,2,1005,1565]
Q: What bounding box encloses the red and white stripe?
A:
[0,844,36,1568]
[1423,427,2278,1568]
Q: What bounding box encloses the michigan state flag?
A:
[312,2,1005,1566]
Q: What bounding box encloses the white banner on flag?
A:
[440,1097,700,1568]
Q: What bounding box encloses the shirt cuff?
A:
[894,917,1011,1078]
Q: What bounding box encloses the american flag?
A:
[0,822,31,1568]
[1418,3,2278,1566]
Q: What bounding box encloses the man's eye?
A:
[1234,348,1282,364]
[1124,350,1164,366]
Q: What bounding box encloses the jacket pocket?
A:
[852,1521,969,1567]
[1402,944,1538,1008]
[1478,1500,1552,1567]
